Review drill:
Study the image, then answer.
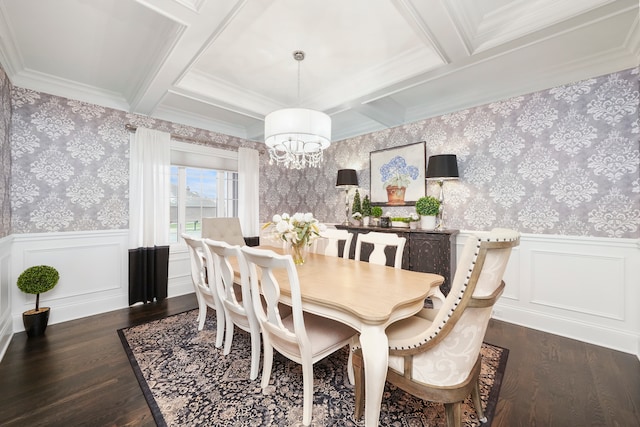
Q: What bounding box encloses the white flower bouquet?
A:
[264,212,324,247]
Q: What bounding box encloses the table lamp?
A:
[426,154,459,230]
[336,169,358,225]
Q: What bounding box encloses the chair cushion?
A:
[279,313,355,357]
[386,315,433,349]
[388,307,493,386]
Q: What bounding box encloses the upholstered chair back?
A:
[387,228,520,386]
[202,217,246,246]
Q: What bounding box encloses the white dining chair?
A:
[182,233,225,348]
[354,231,406,269]
[203,238,262,380]
[316,228,353,258]
[241,246,357,426]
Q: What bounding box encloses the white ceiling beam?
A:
[392,0,471,63]
[129,0,250,115]
[352,98,406,128]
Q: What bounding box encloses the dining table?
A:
[247,245,444,426]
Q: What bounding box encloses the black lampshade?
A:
[426,155,459,179]
[336,169,358,187]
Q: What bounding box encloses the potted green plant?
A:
[361,195,372,226]
[371,206,383,227]
[415,196,440,230]
[351,189,362,225]
[390,216,411,228]
[17,265,59,337]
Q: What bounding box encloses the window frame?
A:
[169,140,239,249]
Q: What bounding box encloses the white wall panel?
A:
[8,230,193,338]
[21,242,123,300]
[11,230,130,331]
[9,231,196,334]
[455,231,640,358]
[499,246,520,301]
[530,250,625,320]
[0,236,12,361]
[168,246,196,297]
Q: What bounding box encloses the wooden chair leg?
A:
[249,329,261,380]
[472,379,487,423]
[445,401,462,427]
[261,342,273,390]
[352,349,365,420]
[301,361,314,426]
[223,314,234,355]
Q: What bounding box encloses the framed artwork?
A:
[369,141,426,206]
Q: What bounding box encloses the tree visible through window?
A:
[170,165,238,243]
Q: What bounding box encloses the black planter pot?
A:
[23,307,50,337]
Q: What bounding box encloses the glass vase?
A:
[288,242,307,265]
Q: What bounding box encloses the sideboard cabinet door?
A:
[409,232,457,295]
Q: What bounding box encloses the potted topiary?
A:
[371,206,383,227]
[351,189,362,225]
[361,195,372,226]
[415,196,440,230]
[17,265,59,337]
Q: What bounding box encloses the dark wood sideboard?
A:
[334,224,458,296]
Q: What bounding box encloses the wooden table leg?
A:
[359,323,388,427]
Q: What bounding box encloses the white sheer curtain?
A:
[129,127,170,248]
[238,147,260,237]
[128,127,171,305]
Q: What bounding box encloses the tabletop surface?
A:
[246,246,444,323]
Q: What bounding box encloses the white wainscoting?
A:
[457,231,640,358]
[10,230,195,334]
[3,230,639,362]
[0,235,13,361]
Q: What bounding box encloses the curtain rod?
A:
[124,124,265,154]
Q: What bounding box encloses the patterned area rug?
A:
[118,310,508,426]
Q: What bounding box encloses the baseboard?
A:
[493,303,639,356]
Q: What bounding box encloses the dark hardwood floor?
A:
[1,293,638,426]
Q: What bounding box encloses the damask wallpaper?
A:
[0,66,10,238]
[9,87,263,234]
[267,67,640,239]
[6,66,640,239]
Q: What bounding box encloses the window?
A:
[169,141,239,244]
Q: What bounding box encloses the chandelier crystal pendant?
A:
[264,51,331,169]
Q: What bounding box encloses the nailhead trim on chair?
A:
[401,237,482,349]
[384,230,520,350]
[399,232,519,349]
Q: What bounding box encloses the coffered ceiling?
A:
[0,0,638,142]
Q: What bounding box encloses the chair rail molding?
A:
[456,231,640,358]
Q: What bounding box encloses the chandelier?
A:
[264,51,331,169]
